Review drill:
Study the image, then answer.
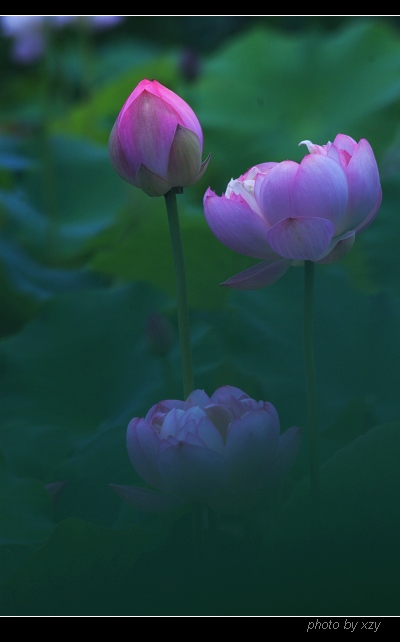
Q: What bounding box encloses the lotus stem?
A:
[303,260,319,510]
[164,188,194,399]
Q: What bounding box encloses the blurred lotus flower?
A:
[112,386,300,514]
[0,15,124,63]
[52,16,124,30]
[87,16,123,29]
[109,79,210,196]
[1,16,46,63]
[204,134,382,289]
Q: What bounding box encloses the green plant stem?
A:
[303,260,319,510]
[164,188,194,399]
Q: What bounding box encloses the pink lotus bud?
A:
[203,135,382,289]
[112,386,300,514]
[109,79,210,196]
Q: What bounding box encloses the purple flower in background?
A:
[0,15,124,64]
[52,16,124,29]
[109,78,210,196]
[112,386,300,515]
[203,134,382,289]
[86,16,123,30]
[1,16,46,63]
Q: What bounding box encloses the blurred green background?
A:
[0,16,400,615]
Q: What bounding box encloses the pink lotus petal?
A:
[108,122,137,185]
[316,230,355,264]
[143,81,203,145]
[266,216,334,261]
[210,385,250,404]
[238,162,278,179]
[157,442,227,502]
[293,154,348,227]
[203,404,234,440]
[267,426,301,484]
[332,133,358,155]
[339,138,382,233]
[254,160,299,226]
[225,409,280,491]
[258,401,280,428]
[119,91,181,178]
[145,399,185,423]
[184,389,210,408]
[238,398,263,413]
[203,188,276,260]
[298,140,328,155]
[159,408,186,439]
[176,407,207,430]
[126,418,163,490]
[226,163,278,215]
[326,144,342,164]
[180,429,207,447]
[195,416,225,453]
[354,189,382,235]
[120,80,203,146]
[221,258,292,290]
[176,417,200,441]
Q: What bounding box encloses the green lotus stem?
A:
[303,260,319,509]
[164,188,194,399]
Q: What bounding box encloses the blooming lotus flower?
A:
[109,79,210,196]
[112,386,300,515]
[203,134,382,289]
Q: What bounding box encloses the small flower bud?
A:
[109,79,210,196]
